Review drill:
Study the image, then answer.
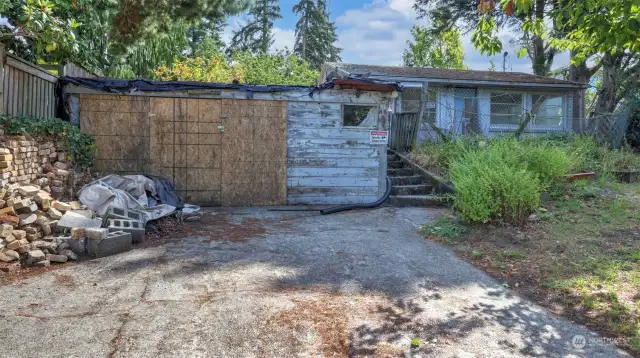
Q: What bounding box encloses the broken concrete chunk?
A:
[53,162,68,170]
[0,207,16,216]
[12,230,26,240]
[71,227,85,240]
[26,233,42,242]
[3,250,19,260]
[57,211,101,230]
[46,254,68,263]
[69,201,81,210]
[26,249,45,265]
[18,213,37,226]
[47,208,62,220]
[18,185,39,197]
[32,259,50,267]
[56,169,70,177]
[69,209,93,219]
[67,237,86,256]
[0,223,13,238]
[13,198,32,211]
[85,228,108,241]
[0,253,15,262]
[56,241,69,254]
[62,249,78,261]
[52,201,71,212]
[6,240,20,250]
[0,215,19,228]
[3,234,15,243]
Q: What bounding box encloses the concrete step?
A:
[389,175,424,186]
[387,195,450,207]
[387,160,404,169]
[391,184,432,196]
[387,168,414,177]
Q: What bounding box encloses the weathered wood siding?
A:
[1,45,57,118]
[287,97,390,205]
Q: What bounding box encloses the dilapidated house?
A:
[321,63,587,140]
[62,77,399,206]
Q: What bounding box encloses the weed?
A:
[471,250,482,259]
[420,217,466,238]
[497,250,523,260]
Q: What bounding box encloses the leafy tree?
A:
[229,0,282,54]
[232,50,318,85]
[187,20,225,57]
[154,55,240,82]
[292,0,341,70]
[155,51,318,86]
[111,0,252,43]
[413,0,555,76]
[403,26,466,69]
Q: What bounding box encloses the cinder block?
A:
[86,231,132,258]
[106,207,145,223]
[107,219,145,244]
[85,227,108,241]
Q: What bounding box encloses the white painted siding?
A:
[287,99,389,205]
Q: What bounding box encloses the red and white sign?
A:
[370,131,389,145]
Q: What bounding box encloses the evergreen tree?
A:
[292,0,341,70]
[187,20,225,57]
[229,0,282,54]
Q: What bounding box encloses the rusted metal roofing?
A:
[325,62,585,88]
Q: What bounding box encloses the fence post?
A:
[0,43,4,116]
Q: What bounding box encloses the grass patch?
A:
[420,217,467,239]
[422,179,640,355]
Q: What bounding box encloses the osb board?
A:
[150,98,223,205]
[80,94,286,206]
[220,99,287,206]
[79,94,150,174]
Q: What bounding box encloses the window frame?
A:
[341,104,379,129]
[489,91,525,127]
[489,91,568,132]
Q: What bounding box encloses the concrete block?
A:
[86,231,132,258]
[18,185,39,197]
[107,219,145,244]
[106,207,145,223]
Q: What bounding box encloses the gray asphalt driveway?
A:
[0,207,630,357]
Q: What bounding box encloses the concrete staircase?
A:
[386,152,449,207]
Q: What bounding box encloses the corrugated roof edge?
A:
[60,76,403,95]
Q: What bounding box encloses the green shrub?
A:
[600,147,639,171]
[0,116,96,169]
[521,143,573,190]
[450,141,540,224]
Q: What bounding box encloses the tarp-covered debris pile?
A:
[0,174,200,270]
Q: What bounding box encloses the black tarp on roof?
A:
[60,76,402,95]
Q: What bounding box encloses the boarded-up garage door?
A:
[80,94,287,206]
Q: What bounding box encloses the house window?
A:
[532,95,564,126]
[400,88,421,113]
[425,88,437,124]
[343,105,377,128]
[490,92,523,125]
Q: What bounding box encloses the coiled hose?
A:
[320,177,392,215]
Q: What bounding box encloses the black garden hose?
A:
[320,177,392,215]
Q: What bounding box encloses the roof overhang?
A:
[368,75,587,91]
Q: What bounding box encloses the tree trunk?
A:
[595,52,623,116]
[569,50,589,132]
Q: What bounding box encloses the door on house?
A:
[149,98,287,206]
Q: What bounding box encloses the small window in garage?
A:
[343,105,378,128]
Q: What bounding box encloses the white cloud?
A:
[222,16,295,53]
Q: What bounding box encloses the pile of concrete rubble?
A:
[0,174,198,271]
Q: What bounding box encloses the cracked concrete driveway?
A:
[0,207,631,357]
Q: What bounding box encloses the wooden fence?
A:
[389,112,420,152]
[0,44,58,118]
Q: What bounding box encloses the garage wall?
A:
[79,94,287,206]
[287,99,390,205]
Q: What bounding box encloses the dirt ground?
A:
[0,206,631,357]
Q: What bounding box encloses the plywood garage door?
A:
[150,98,223,205]
[220,99,287,206]
[148,97,287,206]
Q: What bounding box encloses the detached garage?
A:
[62,78,399,206]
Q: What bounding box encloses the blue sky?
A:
[223,0,570,74]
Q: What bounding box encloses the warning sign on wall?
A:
[369,131,389,145]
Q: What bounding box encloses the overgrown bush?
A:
[451,139,540,223]
[0,116,96,169]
